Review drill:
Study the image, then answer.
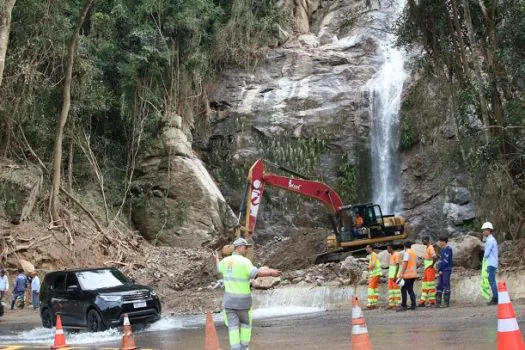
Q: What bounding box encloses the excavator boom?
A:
[227,159,408,262]
[244,159,344,236]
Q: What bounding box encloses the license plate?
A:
[133,301,147,308]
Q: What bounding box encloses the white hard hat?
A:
[398,278,405,287]
[481,222,494,230]
[233,238,252,247]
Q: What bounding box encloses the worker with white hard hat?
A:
[481,222,499,305]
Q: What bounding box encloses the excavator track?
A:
[313,247,367,264]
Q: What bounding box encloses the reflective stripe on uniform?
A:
[498,318,520,332]
[224,276,251,283]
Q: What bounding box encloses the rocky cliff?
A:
[130,112,237,248]
[194,0,477,241]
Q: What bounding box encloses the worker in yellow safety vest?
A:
[396,241,418,312]
[366,244,382,309]
[386,244,401,309]
[214,238,282,350]
[419,236,437,307]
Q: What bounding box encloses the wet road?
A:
[0,304,524,349]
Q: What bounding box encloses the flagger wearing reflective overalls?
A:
[215,238,281,350]
[366,245,382,309]
[419,236,437,306]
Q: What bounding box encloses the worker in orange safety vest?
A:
[396,241,418,312]
[366,244,382,309]
[386,244,401,309]
[419,236,437,307]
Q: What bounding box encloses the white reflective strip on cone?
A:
[56,329,63,335]
[498,291,511,304]
[352,325,369,335]
[352,307,363,319]
[124,316,130,326]
[498,318,520,332]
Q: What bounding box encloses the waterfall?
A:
[368,0,409,215]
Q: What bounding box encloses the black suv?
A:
[40,268,161,332]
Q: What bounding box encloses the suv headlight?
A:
[150,290,157,297]
[99,295,122,302]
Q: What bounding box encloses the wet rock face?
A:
[401,150,476,239]
[200,0,407,240]
[131,113,237,248]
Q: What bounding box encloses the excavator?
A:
[223,159,408,263]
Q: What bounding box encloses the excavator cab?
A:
[336,204,389,243]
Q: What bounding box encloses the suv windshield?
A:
[76,269,129,290]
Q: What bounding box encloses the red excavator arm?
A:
[242,159,344,239]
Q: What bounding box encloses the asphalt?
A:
[0,303,524,349]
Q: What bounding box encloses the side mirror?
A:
[67,285,79,292]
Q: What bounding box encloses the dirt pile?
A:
[499,238,525,271]
[128,246,217,299]
[255,227,330,270]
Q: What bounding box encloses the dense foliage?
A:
[0,0,288,219]
[397,0,525,238]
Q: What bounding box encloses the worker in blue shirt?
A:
[482,222,498,305]
[436,236,453,307]
[11,268,27,310]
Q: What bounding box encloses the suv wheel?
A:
[42,308,53,328]
[87,309,106,332]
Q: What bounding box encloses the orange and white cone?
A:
[497,281,525,350]
[204,311,220,350]
[121,313,139,350]
[51,314,68,349]
[352,296,373,350]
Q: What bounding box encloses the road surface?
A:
[0,303,523,349]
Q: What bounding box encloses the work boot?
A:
[396,306,407,312]
[418,302,426,307]
[435,291,443,307]
[444,292,451,307]
[10,300,15,310]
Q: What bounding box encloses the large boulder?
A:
[132,113,237,248]
[448,235,483,269]
[340,256,366,283]
[252,276,281,290]
[0,160,43,224]
[411,243,426,258]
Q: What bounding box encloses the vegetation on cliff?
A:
[0,0,288,234]
[397,0,525,238]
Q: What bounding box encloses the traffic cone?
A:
[121,313,139,350]
[497,281,525,350]
[51,314,68,349]
[351,296,373,350]
[204,311,220,350]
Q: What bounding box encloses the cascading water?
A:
[368,0,409,215]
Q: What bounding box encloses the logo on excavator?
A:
[249,180,262,218]
[288,179,302,191]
